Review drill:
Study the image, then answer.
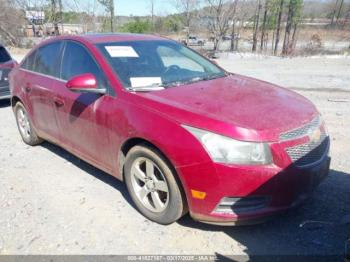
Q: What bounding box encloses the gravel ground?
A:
[0,54,349,256]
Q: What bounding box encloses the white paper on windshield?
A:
[130,77,162,88]
[105,46,139,57]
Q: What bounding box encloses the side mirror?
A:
[66,73,106,95]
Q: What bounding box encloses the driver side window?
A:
[61,41,107,89]
[157,46,205,73]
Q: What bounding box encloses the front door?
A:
[53,41,114,172]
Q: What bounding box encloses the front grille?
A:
[286,133,329,167]
[280,116,321,141]
[281,115,330,166]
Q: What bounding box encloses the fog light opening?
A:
[213,196,270,215]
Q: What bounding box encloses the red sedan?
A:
[9,34,330,225]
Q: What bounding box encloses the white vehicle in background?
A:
[181,36,206,46]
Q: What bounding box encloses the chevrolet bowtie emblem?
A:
[309,128,321,143]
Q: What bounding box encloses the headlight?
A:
[183,125,272,165]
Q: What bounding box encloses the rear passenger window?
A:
[21,51,37,71]
[61,41,107,89]
[0,46,11,63]
[35,42,62,77]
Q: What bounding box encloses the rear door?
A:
[20,42,63,141]
[53,40,114,171]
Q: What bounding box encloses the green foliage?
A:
[265,0,284,30]
[62,11,88,24]
[97,0,114,12]
[290,0,303,23]
[163,15,183,33]
[120,19,152,33]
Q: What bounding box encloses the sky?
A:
[66,0,178,17]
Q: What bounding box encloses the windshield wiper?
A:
[163,74,226,88]
[127,83,165,92]
[128,74,227,91]
[163,76,206,88]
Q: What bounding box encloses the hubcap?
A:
[130,157,169,213]
[17,108,31,140]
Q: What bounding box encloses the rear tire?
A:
[124,145,186,225]
[14,102,43,146]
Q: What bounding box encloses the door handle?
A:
[24,83,32,93]
[53,97,64,107]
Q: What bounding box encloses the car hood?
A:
[138,74,318,142]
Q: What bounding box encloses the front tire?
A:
[124,145,186,225]
[14,102,43,146]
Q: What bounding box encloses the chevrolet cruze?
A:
[9,34,330,225]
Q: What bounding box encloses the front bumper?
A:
[178,154,330,226]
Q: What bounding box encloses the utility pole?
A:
[98,0,115,32]
[150,0,155,30]
[51,0,59,35]
[58,0,63,34]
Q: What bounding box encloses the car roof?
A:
[46,33,168,45]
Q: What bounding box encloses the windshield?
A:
[96,40,226,90]
[0,46,11,63]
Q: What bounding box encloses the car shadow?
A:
[40,140,349,259]
[40,141,133,206]
[0,98,11,108]
[177,169,350,259]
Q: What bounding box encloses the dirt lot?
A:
[0,54,349,257]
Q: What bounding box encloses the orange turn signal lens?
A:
[191,190,206,200]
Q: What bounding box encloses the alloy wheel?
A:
[130,157,169,213]
[17,107,31,140]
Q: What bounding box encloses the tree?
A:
[274,0,284,55]
[260,0,269,51]
[282,0,303,56]
[120,19,151,33]
[252,0,262,52]
[50,0,60,35]
[149,0,156,30]
[1,0,26,45]
[98,0,115,32]
[230,0,239,52]
[330,0,340,26]
[173,0,198,42]
[164,15,183,33]
[206,0,238,51]
[336,0,345,23]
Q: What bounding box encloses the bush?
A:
[120,20,151,34]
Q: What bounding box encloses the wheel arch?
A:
[119,137,176,181]
[11,96,22,108]
[118,137,189,212]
